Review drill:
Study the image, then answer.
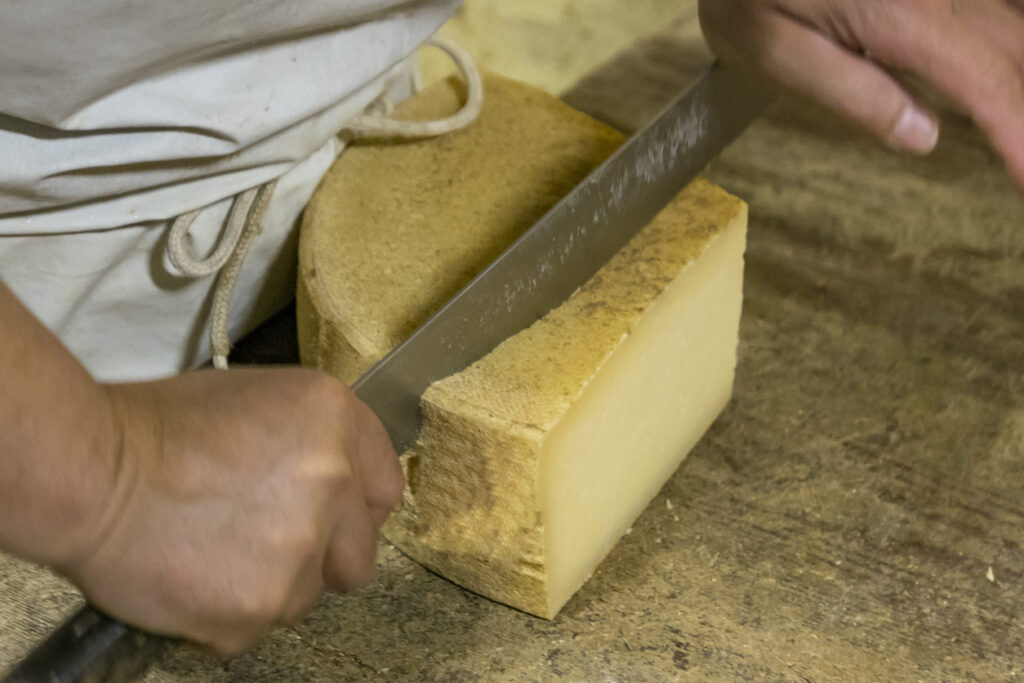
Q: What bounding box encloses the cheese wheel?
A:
[298,73,622,383]
[298,73,747,617]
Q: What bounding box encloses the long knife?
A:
[2,60,771,683]
[356,60,771,451]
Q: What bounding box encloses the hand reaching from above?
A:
[699,0,1024,187]
[61,368,403,657]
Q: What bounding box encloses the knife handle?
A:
[2,605,169,683]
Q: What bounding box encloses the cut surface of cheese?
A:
[298,72,747,618]
[386,184,746,618]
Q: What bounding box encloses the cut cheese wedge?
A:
[298,72,747,618]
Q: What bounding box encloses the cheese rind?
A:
[386,183,746,617]
[298,73,622,383]
[298,73,747,618]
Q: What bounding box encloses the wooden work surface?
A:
[2,13,1022,682]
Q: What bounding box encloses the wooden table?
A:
[3,13,1022,682]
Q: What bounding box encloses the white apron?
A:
[0,0,461,381]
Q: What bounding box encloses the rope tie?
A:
[166,37,483,369]
[348,38,483,140]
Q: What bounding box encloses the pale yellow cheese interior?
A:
[386,186,746,618]
[298,72,747,618]
[540,216,744,610]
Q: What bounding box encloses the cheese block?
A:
[298,73,748,618]
[298,73,622,384]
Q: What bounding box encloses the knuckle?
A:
[233,591,267,622]
[325,457,358,494]
[289,368,351,417]
[235,580,291,624]
[295,433,355,488]
[264,518,323,567]
[289,524,323,559]
[307,372,351,409]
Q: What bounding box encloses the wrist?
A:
[2,381,133,573]
[49,383,142,574]
[0,279,140,573]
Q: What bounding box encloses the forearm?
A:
[0,278,118,569]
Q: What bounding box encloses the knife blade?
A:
[1,60,771,683]
[354,60,772,451]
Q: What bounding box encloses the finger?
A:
[752,13,940,153]
[887,4,1024,184]
[323,474,379,593]
[803,0,1024,184]
[951,0,1024,74]
[348,397,405,524]
[278,547,328,627]
[998,0,1024,20]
